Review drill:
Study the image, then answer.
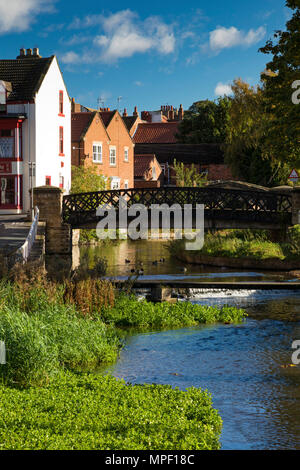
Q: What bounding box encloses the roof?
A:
[122,115,139,132]
[133,122,179,144]
[99,110,116,127]
[0,56,54,101]
[134,154,156,177]
[134,143,225,165]
[71,112,96,141]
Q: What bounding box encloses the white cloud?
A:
[64,9,175,64]
[209,26,266,51]
[134,81,143,87]
[0,0,56,34]
[214,82,233,96]
[61,51,81,64]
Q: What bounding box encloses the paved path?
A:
[0,216,31,255]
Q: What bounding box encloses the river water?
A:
[79,240,300,450]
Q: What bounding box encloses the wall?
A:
[35,57,71,196]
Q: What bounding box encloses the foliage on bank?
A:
[168,228,300,262]
[0,371,222,450]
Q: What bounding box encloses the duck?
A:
[160,258,166,263]
[152,261,158,266]
[125,259,131,264]
[180,267,187,273]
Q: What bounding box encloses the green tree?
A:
[173,159,207,187]
[176,98,231,144]
[71,165,107,194]
[224,79,289,186]
[259,0,300,165]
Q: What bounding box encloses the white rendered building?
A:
[0,48,71,214]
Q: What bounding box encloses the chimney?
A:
[18,48,26,59]
[123,108,128,117]
[178,104,184,121]
[33,47,41,58]
[133,106,139,117]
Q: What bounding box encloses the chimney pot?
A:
[19,48,25,57]
[33,47,40,57]
[26,48,32,57]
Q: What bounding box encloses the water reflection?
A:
[77,240,297,283]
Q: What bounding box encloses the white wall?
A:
[35,57,71,195]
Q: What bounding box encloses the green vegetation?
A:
[168,228,300,262]
[176,98,231,144]
[0,267,246,449]
[71,165,106,194]
[0,371,222,450]
[173,159,208,188]
[259,0,300,166]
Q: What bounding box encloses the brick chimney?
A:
[178,104,184,121]
[123,108,128,117]
[133,106,139,117]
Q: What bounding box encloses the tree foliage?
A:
[173,159,208,187]
[176,98,231,144]
[224,79,289,186]
[71,165,107,194]
[259,0,300,165]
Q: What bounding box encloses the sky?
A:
[0,0,292,113]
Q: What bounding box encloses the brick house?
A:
[71,108,134,190]
[0,48,71,214]
[133,122,234,185]
[134,154,163,188]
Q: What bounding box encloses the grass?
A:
[168,227,300,262]
[0,268,246,449]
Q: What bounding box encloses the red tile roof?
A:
[134,154,156,178]
[133,122,179,144]
[71,112,95,141]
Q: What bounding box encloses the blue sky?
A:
[0,0,291,113]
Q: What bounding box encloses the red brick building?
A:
[71,108,134,190]
[134,154,163,188]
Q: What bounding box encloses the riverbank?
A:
[168,229,300,271]
[0,267,246,450]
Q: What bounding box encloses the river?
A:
[78,240,300,450]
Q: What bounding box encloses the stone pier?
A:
[33,186,72,255]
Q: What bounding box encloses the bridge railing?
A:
[62,187,293,227]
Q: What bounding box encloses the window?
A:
[45,176,51,186]
[124,180,129,189]
[59,91,64,115]
[111,177,120,190]
[59,175,64,189]
[93,143,102,163]
[124,147,129,162]
[0,129,14,159]
[109,147,116,166]
[59,127,64,155]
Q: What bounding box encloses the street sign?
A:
[288,169,299,182]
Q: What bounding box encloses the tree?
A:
[259,0,300,165]
[176,98,231,144]
[224,79,289,186]
[173,159,207,187]
[71,165,107,194]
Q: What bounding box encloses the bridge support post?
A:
[292,188,300,226]
[33,187,72,256]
